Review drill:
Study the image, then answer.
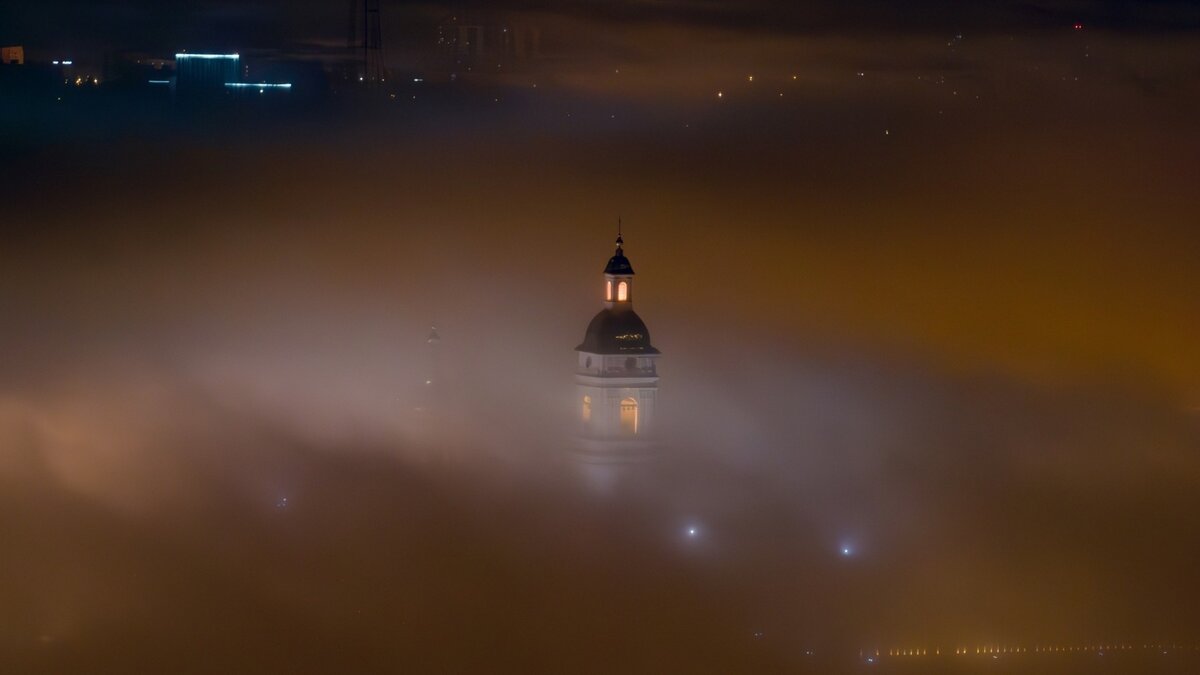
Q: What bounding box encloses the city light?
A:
[874,642,1198,658]
[224,82,292,89]
[176,53,239,60]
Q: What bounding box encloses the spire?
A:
[604,220,634,275]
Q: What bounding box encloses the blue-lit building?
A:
[223,82,292,96]
[175,53,240,94]
[165,52,295,99]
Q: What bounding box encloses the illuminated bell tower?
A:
[575,230,661,459]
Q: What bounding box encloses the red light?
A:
[1073,23,1083,30]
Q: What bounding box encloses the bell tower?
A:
[574,228,661,460]
[604,231,634,307]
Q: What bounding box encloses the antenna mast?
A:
[350,0,388,83]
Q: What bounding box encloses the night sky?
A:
[2,2,1200,673]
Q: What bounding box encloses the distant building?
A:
[103,50,173,88]
[0,47,69,95]
[437,14,541,74]
[168,52,296,99]
[175,53,240,94]
[222,82,293,97]
[1,46,24,65]
[574,231,661,461]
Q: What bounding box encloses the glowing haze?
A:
[2,1,1200,672]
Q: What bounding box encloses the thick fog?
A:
[4,12,1200,673]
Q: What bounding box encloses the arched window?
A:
[617,281,628,302]
[619,397,638,436]
[606,280,612,301]
[582,395,592,423]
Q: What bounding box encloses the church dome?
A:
[576,307,660,354]
[604,232,635,275]
[604,250,634,275]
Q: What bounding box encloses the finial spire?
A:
[616,217,624,249]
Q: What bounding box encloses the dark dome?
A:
[576,307,659,354]
[604,250,635,275]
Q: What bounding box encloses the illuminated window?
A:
[582,396,592,423]
[619,397,638,435]
[606,280,612,301]
[617,281,628,302]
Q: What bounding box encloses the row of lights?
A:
[176,53,239,60]
[873,643,1199,658]
[224,82,292,90]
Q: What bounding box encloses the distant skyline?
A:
[6,1,1200,61]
